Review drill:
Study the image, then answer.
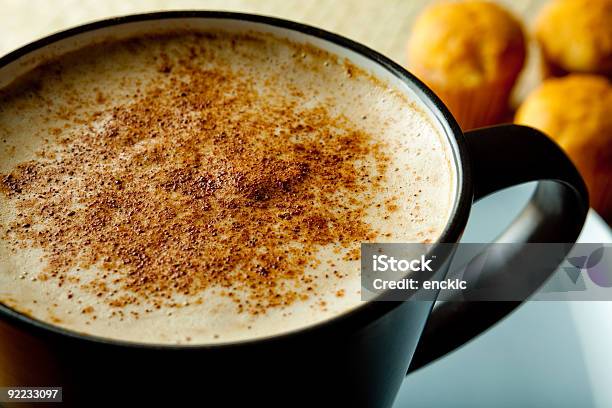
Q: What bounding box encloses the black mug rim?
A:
[0,11,473,350]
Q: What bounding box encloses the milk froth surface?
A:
[0,31,454,344]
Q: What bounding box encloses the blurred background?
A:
[0,0,545,105]
[0,0,542,63]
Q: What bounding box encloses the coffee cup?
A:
[0,12,588,407]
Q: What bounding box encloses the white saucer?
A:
[395,183,612,408]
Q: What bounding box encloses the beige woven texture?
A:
[1,0,547,100]
[1,0,544,64]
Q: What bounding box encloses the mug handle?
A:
[408,124,590,373]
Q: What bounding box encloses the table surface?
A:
[0,0,546,102]
[0,0,545,57]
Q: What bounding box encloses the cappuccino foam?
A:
[0,31,455,344]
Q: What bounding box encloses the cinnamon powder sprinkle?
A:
[0,32,390,316]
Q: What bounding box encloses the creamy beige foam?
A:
[0,30,455,344]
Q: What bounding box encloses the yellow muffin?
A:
[515,75,612,222]
[535,0,612,78]
[407,1,526,130]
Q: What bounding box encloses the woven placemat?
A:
[1,0,544,63]
[1,0,547,100]
[1,0,548,104]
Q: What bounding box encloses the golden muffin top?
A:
[515,74,611,216]
[515,74,612,151]
[535,0,612,75]
[407,0,526,88]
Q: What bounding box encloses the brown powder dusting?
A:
[1,32,391,316]
[1,163,39,195]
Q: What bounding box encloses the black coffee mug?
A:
[0,12,589,408]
